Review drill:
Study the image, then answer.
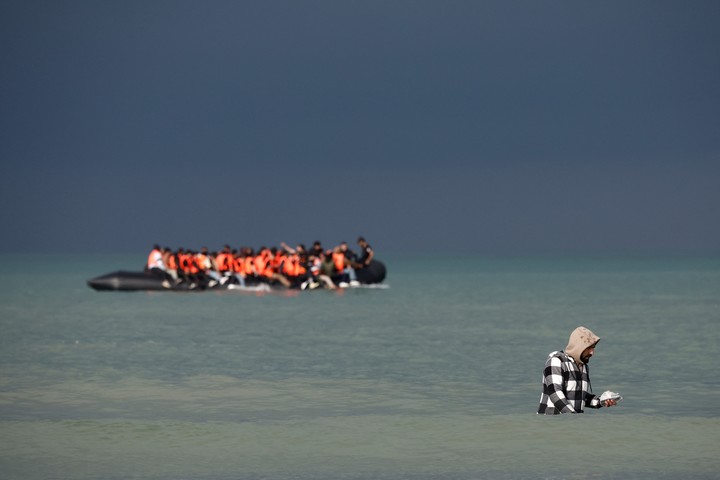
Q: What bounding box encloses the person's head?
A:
[565,326,600,365]
[357,237,366,247]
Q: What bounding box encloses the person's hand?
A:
[603,398,618,407]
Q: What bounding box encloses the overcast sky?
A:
[1,1,718,255]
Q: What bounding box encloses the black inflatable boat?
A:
[88,260,387,292]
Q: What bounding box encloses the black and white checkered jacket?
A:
[537,350,602,414]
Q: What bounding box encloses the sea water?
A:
[0,254,719,480]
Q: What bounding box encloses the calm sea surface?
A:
[1,254,719,480]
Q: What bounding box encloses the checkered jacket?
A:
[537,350,602,414]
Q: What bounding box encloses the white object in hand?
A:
[599,390,623,403]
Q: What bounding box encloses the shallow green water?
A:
[1,254,718,479]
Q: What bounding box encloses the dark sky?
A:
[2,1,718,255]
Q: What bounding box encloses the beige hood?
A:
[565,326,600,365]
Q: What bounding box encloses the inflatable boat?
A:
[87,260,387,292]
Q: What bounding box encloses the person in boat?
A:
[163,246,179,284]
[253,247,271,284]
[146,244,172,286]
[225,248,243,287]
[186,249,210,289]
[298,252,334,290]
[181,249,198,288]
[174,248,190,285]
[311,250,336,289]
[146,244,165,273]
[271,247,287,275]
[356,237,374,268]
[311,241,324,259]
[240,248,258,285]
[340,241,357,262]
[208,249,223,285]
[330,246,350,286]
[537,326,618,414]
[195,247,220,288]
[255,247,291,288]
[279,242,312,281]
[319,250,339,287]
[338,241,359,284]
[215,245,233,285]
[282,249,312,288]
[271,249,292,288]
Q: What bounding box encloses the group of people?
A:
[145,237,375,290]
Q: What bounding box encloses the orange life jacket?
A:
[282,256,296,277]
[178,253,194,273]
[166,254,178,270]
[332,252,345,273]
[254,251,274,278]
[244,256,255,276]
[232,256,245,274]
[253,255,266,276]
[216,253,232,272]
[188,254,200,274]
[283,254,307,277]
[272,252,287,271]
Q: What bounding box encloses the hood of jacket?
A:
[564,326,600,365]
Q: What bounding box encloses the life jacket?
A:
[178,253,194,273]
[282,256,296,277]
[272,252,287,271]
[332,252,346,273]
[147,249,163,269]
[283,254,307,277]
[253,254,266,276]
[244,256,255,276]
[216,252,232,272]
[166,254,178,270]
[254,251,274,278]
[232,256,245,274]
[195,253,210,272]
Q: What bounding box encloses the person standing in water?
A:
[537,326,618,414]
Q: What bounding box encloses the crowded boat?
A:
[87,237,386,291]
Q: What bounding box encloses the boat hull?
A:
[87,260,387,291]
[87,270,168,291]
